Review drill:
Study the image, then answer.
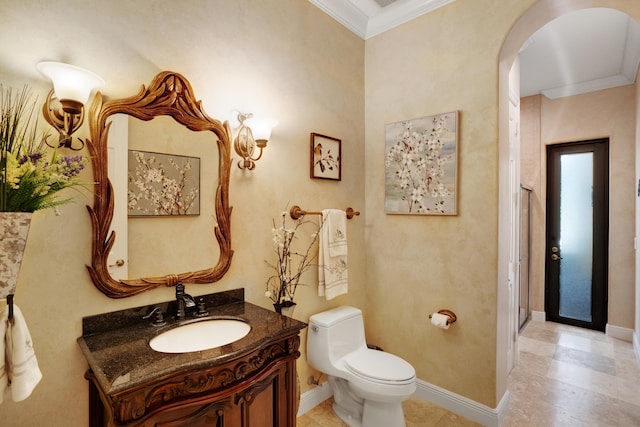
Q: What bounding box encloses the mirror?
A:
[126,115,220,278]
[86,72,233,298]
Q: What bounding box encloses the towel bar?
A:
[289,205,360,220]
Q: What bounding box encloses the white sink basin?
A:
[149,319,251,353]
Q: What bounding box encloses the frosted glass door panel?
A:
[559,153,593,322]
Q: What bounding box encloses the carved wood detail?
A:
[85,71,234,298]
[109,335,299,423]
[234,368,279,406]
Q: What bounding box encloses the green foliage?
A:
[0,85,88,212]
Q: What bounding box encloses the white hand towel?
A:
[318,209,348,300]
[0,305,7,404]
[1,304,42,403]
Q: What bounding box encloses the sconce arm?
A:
[41,89,85,151]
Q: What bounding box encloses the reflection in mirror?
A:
[105,114,129,281]
[127,116,220,279]
[86,72,233,298]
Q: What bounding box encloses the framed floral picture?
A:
[310,133,341,180]
[384,111,458,215]
[128,150,200,216]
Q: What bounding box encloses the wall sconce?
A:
[233,112,278,170]
[37,61,104,151]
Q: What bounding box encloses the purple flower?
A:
[18,152,43,165]
[60,155,85,177]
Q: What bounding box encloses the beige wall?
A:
[364,0,536,407]
[521,85,637,328]
[0,1,365,425]
[2,0,640,424]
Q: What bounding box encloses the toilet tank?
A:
[307,306,367,373]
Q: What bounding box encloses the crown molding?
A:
[309,0,369,39]
[367,0,455,38]
[310,0,456,40]
[542,74,635,99]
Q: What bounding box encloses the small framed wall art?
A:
[310,132,341,181]
[384,110,458,215]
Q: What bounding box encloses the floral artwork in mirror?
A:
[384,111,458,215]
[85,72,233,298]
[128,150,200,217]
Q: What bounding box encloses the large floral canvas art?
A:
[385,111,458,215]
[128,150,200,216]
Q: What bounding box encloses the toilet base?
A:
[328,376,407,427]
[362,399,406,427]
[333,402,362,427]
[329,376,363,426]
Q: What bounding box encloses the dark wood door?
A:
[545,139,609,331]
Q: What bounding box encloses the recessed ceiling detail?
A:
[309,0,455,39]
[520,8,640,99]
[374,0,401,7]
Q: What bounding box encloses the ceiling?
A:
[519,8,640,98]
[310,1,640,99]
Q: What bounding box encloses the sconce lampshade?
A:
[37,61,104,106]
[244,117,278,143]
[37,61,104,150]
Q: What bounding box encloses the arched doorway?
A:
[497,0,640,401]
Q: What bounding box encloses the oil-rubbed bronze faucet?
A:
[175,282,196,320]
[143,306,166,326]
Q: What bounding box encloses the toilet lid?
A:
[343,349,415,383]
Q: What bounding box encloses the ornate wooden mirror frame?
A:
[85,71,233,298]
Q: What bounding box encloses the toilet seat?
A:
[343,349,415,385]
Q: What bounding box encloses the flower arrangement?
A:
[265,211,322,311]
[0,85,88,212]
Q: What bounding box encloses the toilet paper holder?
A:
[429,309,457,325]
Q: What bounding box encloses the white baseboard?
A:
[296,378,509,427]
[297,381,333,417]
[414,379,509,427]
[606,324,634,342]
[531,310,545,322]
[634,332,640,363]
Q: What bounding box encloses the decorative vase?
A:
[0,212,32,299]
[273,301,296,317]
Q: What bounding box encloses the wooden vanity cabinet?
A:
[86,332,301,427]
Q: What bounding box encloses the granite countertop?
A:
[77,289,307,395]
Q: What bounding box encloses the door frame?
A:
[544,138,609,331]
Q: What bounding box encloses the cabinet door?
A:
[236,363,293,427]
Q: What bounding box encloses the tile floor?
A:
[297,395,482,427]
[503,320,640,426]
[298,320,640,426]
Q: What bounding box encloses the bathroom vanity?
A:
[78,289,306,426]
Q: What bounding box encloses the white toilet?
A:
[307,306,416,427]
